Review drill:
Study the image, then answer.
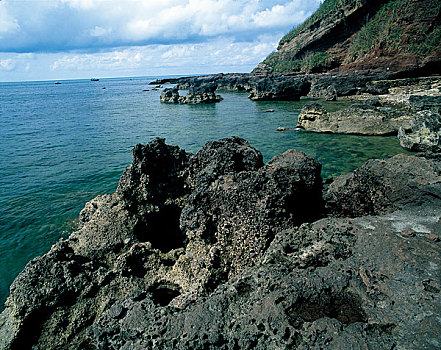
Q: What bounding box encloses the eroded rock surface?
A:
[1,137,440,350]
[160,85,223,104]
[91,211,441,350]
[324,153,441,217]
[297,102,412,135]
[399,110,441,152]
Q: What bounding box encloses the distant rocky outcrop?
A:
[297,102,412,135]
[1,137,440,349]
[176,73,311,101]
[247,76,310,101]
[160,87,181,103]
[160,85,223,104]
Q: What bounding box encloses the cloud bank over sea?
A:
[0,0,321,81]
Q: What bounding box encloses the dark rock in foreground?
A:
[0,137,440,350]
[91,210,441,350]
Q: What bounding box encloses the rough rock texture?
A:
[90,209,441,350]
[160,87,180,103]
[324,153,441,217]
[398,110,441,152]
[160,85,223,104]
[0,138,440,350]
[247,76,311,101]
[0,137,324,350]
[297,102,412,135]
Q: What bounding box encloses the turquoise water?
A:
[0,76,407,308]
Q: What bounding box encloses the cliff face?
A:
[257,0,441,76]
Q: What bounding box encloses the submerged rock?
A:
[297,103,412,135]
[0,137,440,350]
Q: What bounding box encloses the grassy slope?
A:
[262,0,441,73]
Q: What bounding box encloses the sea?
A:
[0,76,408,309]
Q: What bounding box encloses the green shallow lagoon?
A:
[0,76,408,309]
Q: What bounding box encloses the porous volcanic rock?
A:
[398,110,441,152]
[90,209,441,350]
[0,137,323,350]
[1,138,440,350]
[160,87,180,103]
[182,84,223,104]
[324,153,441,217]
[297,102,412,135]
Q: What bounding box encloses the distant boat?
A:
[90,78,99,81]
[54,81,61,84]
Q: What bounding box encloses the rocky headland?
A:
[156,0,440,150]
[0,136,440,349]
[2,0,441,348]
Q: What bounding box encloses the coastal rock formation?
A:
[0,137,323,349]
[258,0,441,76]
[183,84,223,104]
[160,85,223,104]
[160,87,180,103]
[247,76,311,101]
[1,137,440,350]
[398,110,441,152]
[324,153,441,217]
[90,209,441,350]
[175,73,312,101]
[297,102,412,135]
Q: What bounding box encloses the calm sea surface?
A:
[0,76,407,308]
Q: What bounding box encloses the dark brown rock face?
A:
[0,138,440,350]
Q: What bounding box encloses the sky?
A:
[0,0,322,82]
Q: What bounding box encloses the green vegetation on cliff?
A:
[262,0,441,74]
[348,0,441,61]
[278,0,362,49]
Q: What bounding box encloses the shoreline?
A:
[1,136,439,349]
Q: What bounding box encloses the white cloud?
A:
[89,26,112,38]
[0,59,15,71]
[0,2,20,36]
[0,0,321,52]
[0,0,323,81]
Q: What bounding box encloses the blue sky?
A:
[0,0,321,82]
